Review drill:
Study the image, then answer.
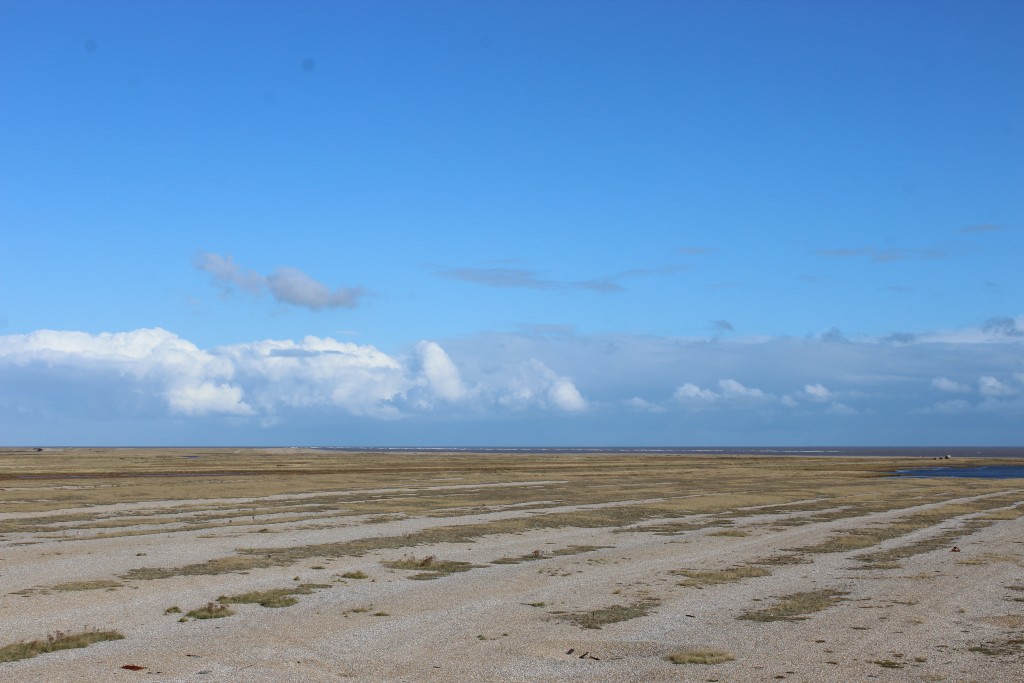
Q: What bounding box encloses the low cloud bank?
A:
[1,317,1022,442]
[0,328,587,421]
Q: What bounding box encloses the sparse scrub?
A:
[557,599,660,629]
[383,555,480,580]
[0,630,124,663]
[754,554,809,566]
[674,565,769,587]
[340,571,368,579]
[50,580,122,592]
[185,602,235,619]
[739,590,848,622]
[492,545,607,564]
[219,583,330,608]
[667,648,735,664]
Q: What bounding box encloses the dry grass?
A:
[339,571,368,579]
[674,565,770,587]
[754,553,810,566]
[738,590,848,622]
[492,545,608,564]
[218,583,329,608]
[50,580,122,592]
[667,648,735,664]
[382,555,480,580]
[0,630,124,663]
[556,599,660,629]
[185,602,235,619]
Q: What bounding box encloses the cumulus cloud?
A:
[978,375,1016,398]
[493,359,588,412]
[0,329,590,424]
[931,377,972,393]
[0,328,252,416]
[803,383,832,401]
[194,252,365,311]
[718,379,765,398]
[673,379,768,404]
[414,341,468,403]
[673,383,718,402]
[5,316,1024,443]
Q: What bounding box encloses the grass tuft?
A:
[382,555,480,580]
[340,571,368,579]
[185,602,235,619]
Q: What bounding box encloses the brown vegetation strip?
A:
[738,590,848,622]
[0,630,124,663]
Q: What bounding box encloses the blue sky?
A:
[1,0,1022,446]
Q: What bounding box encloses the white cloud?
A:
[931,377,972,393]
[414,341,468,403]
[803,383,831,401]
[673,383,718,402]
[167,382,252,416]
[0,329,591,423]
[194,252,365,311]
[978,375,1016,398]
[493,359,588,412]
[673,379,768,404]
[718,378,766,398]
[0,328,249,416]
[623,397,666,413]
[549,378,587,411]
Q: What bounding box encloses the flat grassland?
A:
[0,448,1021,681]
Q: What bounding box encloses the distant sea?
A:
[317,446,1024,458]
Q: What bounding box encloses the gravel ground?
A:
[1,482,1022,682]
